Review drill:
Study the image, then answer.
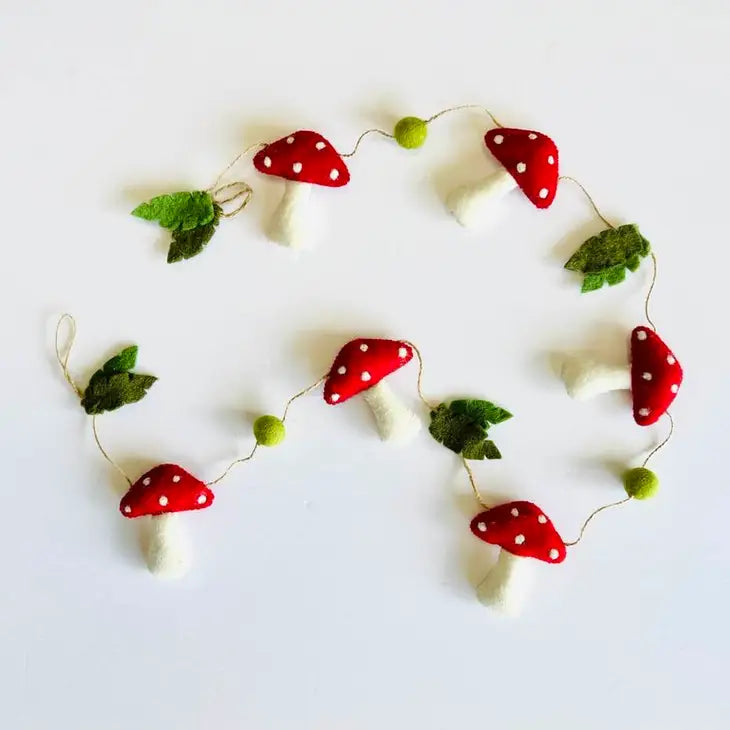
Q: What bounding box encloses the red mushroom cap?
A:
[119,464,214,519]
[323,338,414,405]
[630,326,683,426]
[253,130,350,187]
[470,501,566,563]
[484,128,559,209]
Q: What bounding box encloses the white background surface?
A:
[2,1,729,727]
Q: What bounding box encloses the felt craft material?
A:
[145,512,191,579]
[119,464,214,518]
[446,127,559,229]
[475,546,533,616]
[253,131,350,248]
[393,116,428,149]
[120,464,214,580]
[132,191,215,231]
[167,204,222,263]
[253,415,286,446]
[428,399,511,460]
[629,326,683,426]
[560,358,631,401]
[80,346,157,415]
[561,326,682,427]
[362,381,422,444]
[132,191,225,264]
[470,501,565,615]
[324,338,420,443]
[564,224,651,292]
[623,467,659,499]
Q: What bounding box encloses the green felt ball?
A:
[623,467,659,500]
[394,116,428,149]
[253,415,285,446]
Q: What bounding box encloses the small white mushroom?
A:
[253,131,349,248]
[325,339,421,445]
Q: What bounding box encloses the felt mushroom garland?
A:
[81,102,687,614]
[253,130,350,248]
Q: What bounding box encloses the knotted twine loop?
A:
[210,181,253,218]
[55,314,133,486]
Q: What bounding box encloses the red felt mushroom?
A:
[120,464,214,579]
[324,338,421,443]
[253,130,350,248]
[447,127,559,230]
[561,326,683,426]
[470,501,565,615]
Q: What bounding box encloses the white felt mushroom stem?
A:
[268,180,312,248]
[476,549,532,616]
[362,381,421,444]
[446,168,518,229]
[560,357,631,400]
[145,513,191,579]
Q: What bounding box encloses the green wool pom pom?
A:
[623,467,659,500]
[394,116,428,149]
[253,415,286,447]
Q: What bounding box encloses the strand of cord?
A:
[54,314,327,488]
[459,407,673,548]
[206,110,658,330]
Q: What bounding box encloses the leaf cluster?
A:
[132,191,222,263]
[429,399,512,460]
[80,346,157,415]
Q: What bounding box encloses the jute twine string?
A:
[55,315,133,486]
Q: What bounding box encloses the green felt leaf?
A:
[626,253,641,272]
[450,399,513,427]
[81,349,157,415]
[581,272,605,292]
[102,346,138,375]
[482,440,502,459]
[605,264,626,286]
[81,372,157,415]
[167,204,221,263]
[429,399,510,459]
[463,439,503,460]
[565,224,650,273]
[428,404,487,454]
[132,191,215,231]
[566,224,651,292]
